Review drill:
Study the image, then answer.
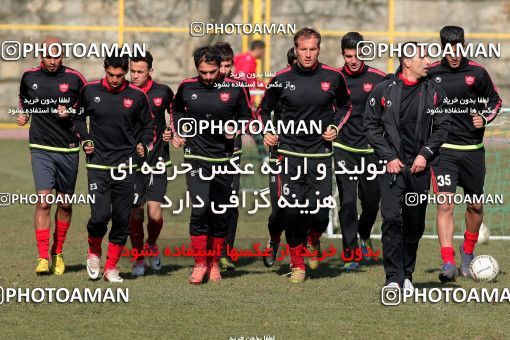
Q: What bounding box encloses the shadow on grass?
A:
[220,269,266,279]
[64,264,86,273]
[413,281,462,288]
[273,261,368,279]
[231,256,258,267]
[123,264,187,280]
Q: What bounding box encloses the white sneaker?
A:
[86,254,101,280]
[403,278,414,294]
[132,260,146,276]
[384,282,400,289]
[147,244,162,271]
[103,268,124,283]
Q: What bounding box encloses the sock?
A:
[129,214,144,260]
[35,228,50,259]
[463,231,479,255]
[270,233,281,244]
[88,235,103,257]
[147,218,163,245]
[191,235,208,266]
[104,242,125,271]
[51,220,70,254]
[289,244,305,270]
[307,228,322,246]
[206,235,214,265]
[441,246,456,265]
[212,237,225,265]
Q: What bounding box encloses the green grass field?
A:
[0,139,509,339]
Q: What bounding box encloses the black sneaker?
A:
[263,240,279,268]
[439,262,459,283]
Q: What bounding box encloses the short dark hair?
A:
[250,40,265,50]
[440,25,465,47]
[214,42,234,62]
[130,51,153,69]
[287,47,297,65]
[193,46,221,68]
[294,27,321,48]
[399,41,420,66]
[341,32,364,52]
[104,50,129,71]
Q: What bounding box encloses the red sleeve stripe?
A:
[468,60,501,92]
[224,77,254,118]
[23,66,41,74]
[178,77,199,87]
[321,64,343,75]
[65,67,86,84]
[337,104,352,131]
[129,84,157,148]
[487,99,502,122]
[72,80,100,109]
[367,67,386,77]
[255,67,291,123]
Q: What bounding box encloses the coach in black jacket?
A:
[364,42,450,289]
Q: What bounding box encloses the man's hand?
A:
[410,155,427,174]
[263,133,278,147]
[16,113,29,126]
[162,127,173,142]
[472,115,485,129]
[171,135,186,148]
[386,158,404,174]
[57,105,69,118]
[83,141,94,155]
[136,143,145,158]
[322,126,337,142]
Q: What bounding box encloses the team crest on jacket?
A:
[59,83,69,92]
[220,92,230,102]
[153,97,162,107]
[363,83,373,92]
[321,82,330,91]
[123,98,133,108]
[465,75,475,86]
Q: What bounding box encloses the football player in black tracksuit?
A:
[364,42,450,290]
[129,52,174,277]
[73,55,155,283]
[262,47,297,268]
[334,32,386,271]
[17,37,85,275]
[259,28,351,283]
[427,26,502,282]
[167,46,253,285]
[212,42,251,272]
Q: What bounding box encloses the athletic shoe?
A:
[307,241,321,270]
[86,254,101,280]
[342,262,361,271]
[383,282,400,290]
[35,258,50,275]
[288,267,306,283]
[146,243,162,271]
[219,257,235,272]
[208,263,222,282]
[459,244,474,278]
[189,264,208,285]
[439,262,458,283]
[103,268,123,283]
[403,278,414,294]
[262,240,279,268]
[360,238,373,258]
[51,253,65,275]
[132,260,146,277]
